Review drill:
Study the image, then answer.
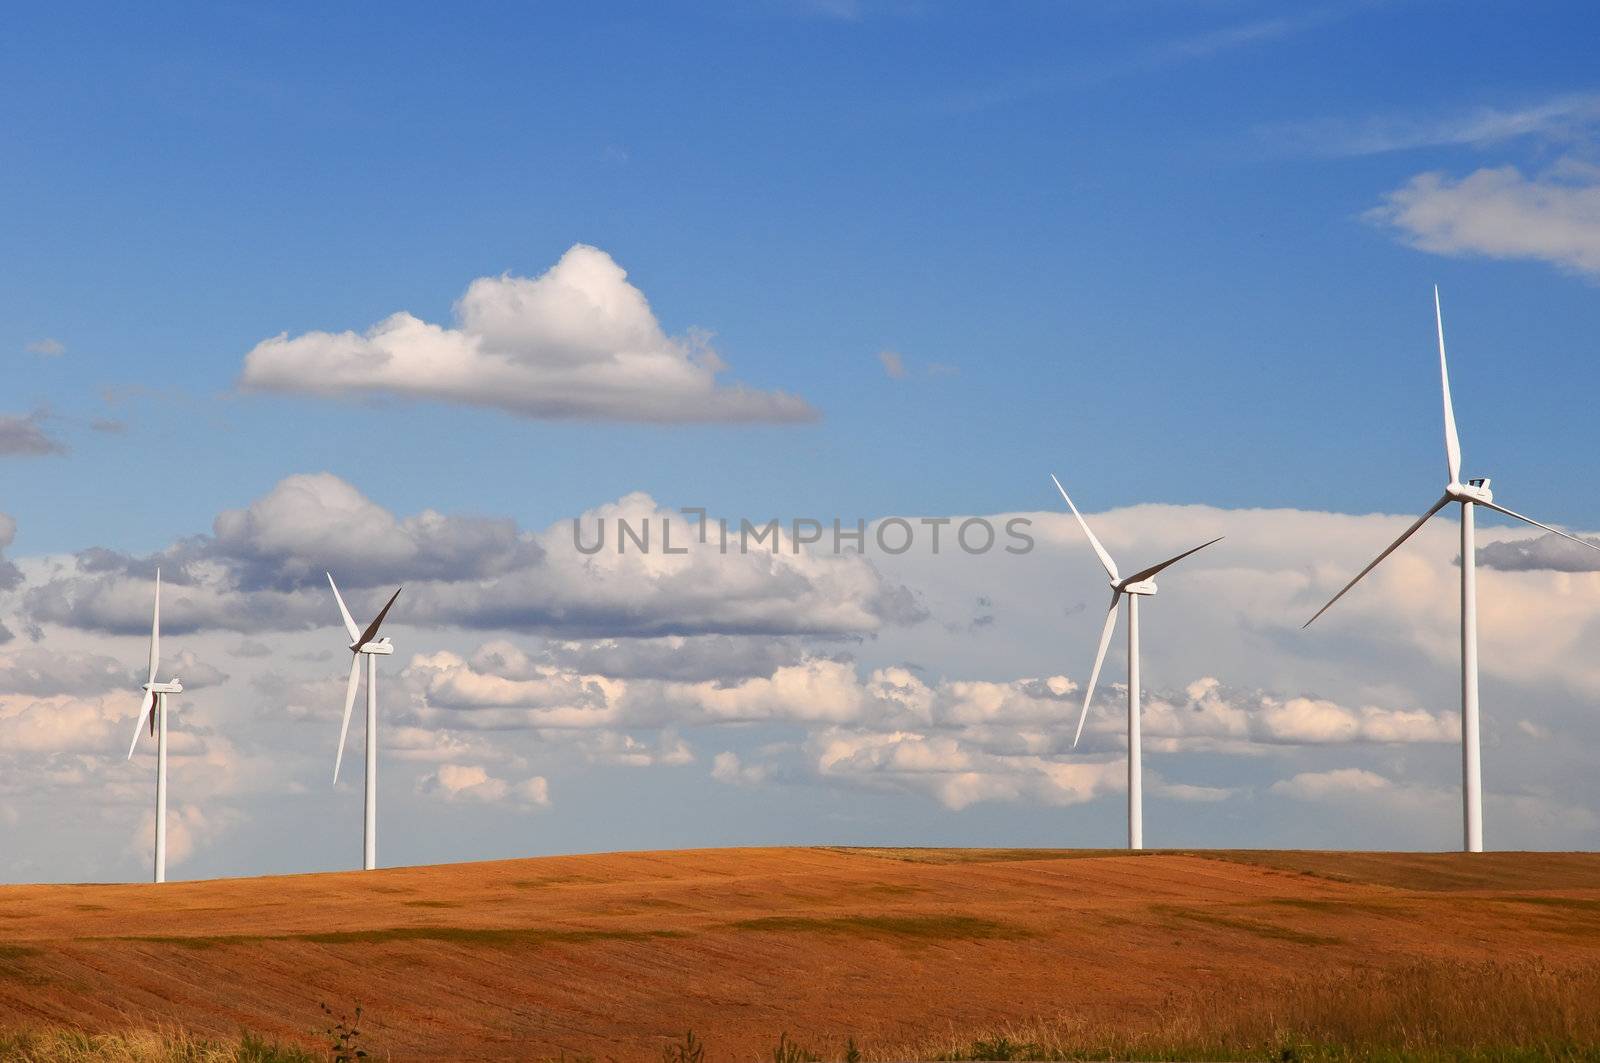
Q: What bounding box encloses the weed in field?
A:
[772,1032,819,1063]
[662,1030,704,1063]
[318,1002,367,1062]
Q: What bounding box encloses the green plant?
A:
[772,1032,818,1063]
[662,1030,704,1063]
[318,1003,367,1063]
[967,1037,1019,1060]
[843,1037,861,1063]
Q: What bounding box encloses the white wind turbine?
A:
[328,574,402,871]
[127,569,183,883]
[1304,287,1600,852]
[1052,475,1222,850]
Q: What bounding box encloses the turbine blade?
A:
[1476,500,1600,553]
[333,653,362,785]
[1304,495,1450,628]
[1122,536,1225,586]
[1051,474,1119,582]
[328,573,360,642]
[127,690,155,759]
[1072,591,1122,748]
[355,587,402,649]
[148,568,161,685]
[1436,286,1462,485]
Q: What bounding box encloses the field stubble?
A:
[0,847,1596,1061]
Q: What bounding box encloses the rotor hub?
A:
[1448,478,1493,505]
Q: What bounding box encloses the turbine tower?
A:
[1304,287,1599,852]
[1052,475,1221,849]
[328,574,402,871]
[127,569,183,884]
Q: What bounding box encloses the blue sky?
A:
[4,1,1600,880]
[6,0,1600,549]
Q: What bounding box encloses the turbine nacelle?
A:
[1447,478,1493,505]
[1117,578,1157,596]
[143,680,184,694]
[353,637,394,655]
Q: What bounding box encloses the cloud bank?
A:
[23,475,922,641]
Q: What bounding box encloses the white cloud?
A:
[1271,92,1600,157]
[1269,767,1399,801]
[711,751,769,786]
[878,349,907,380]
[1127,676,1457,753]
[1367,161,1600,278]
[240,244,816,423]
[24,338,64,357]
[131,803,235,870]
[515,776,551,807]
[418,763,549,808]
[0,693,129,755]
[811,727,1126,811]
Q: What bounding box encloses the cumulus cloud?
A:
[811,728,1127,810]
[410,640,1457,760]
[711,751,769,786]
[130,803,236,869]
[401,633,1463,812]
[1367,161,1600,277]
[240,244,816,423]
[1479,531,1600,572]
[410,648,1081,735]
[0,693,131,755]
[1269,767,1401,801]
[545,635,809,683]
[0,411,64,457]
[25,477,916,641]
[210,472,544,591]
[418,763,549,808]
[1122,676,1458,753]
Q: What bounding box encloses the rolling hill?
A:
[1,847,1598,1060]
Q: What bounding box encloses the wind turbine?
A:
[328,574,402,871]
[127,569,183,884]
[1304,287,1600,852]
[1052,475,1222,849]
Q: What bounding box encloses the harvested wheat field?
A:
[1,847,1599,1061]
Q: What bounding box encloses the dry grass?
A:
[0,1027,315,1062]
[4,961,1599,1061]
[891,960,1600,1061]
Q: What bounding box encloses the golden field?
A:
[1,847,1598,1060]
